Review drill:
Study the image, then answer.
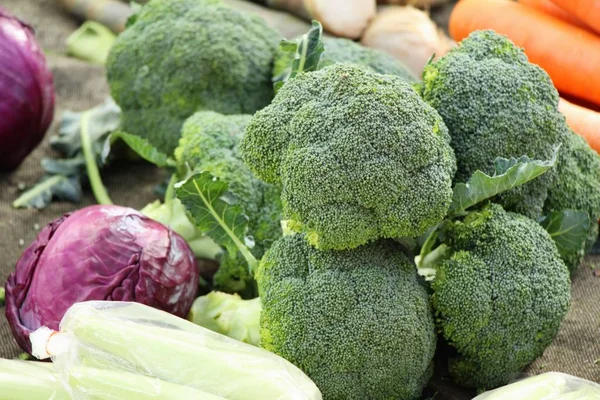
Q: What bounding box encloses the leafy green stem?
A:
[164,174,177,208]
[12,175,68,208]
[81,110,113,205]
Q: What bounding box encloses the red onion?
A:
[0,7,55,171]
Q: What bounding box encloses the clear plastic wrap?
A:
[473,372,600,400]
[0,358,69,400]
[29,300,322,400]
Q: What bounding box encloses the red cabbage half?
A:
[5,205,199,353]
[0,7,55,171]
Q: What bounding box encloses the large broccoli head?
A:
[429,203,570,389]
[106,0,280,154]
[420,30,569,219]
[241,63,456,250]
[273,36,417,84]
[256,234,436,400]
[543,132,600,273]
[176,111,282,297]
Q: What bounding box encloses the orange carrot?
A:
[559,98,600,154]
[549,0,600,34]
[519,0,591,30]
[449,0,600,107]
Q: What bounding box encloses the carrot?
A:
[559,98,600,154]
[449,0,600,107]
[549,0,600,34]
[518,0,591,30]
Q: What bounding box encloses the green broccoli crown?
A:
[176,111,283,296]
[241,63,456,250]
[420,30,569,219]
[431,203,571,389]
[256,234,436,400]
[106,0,280,153]
[544,132,600,272]
[273,36,417,83]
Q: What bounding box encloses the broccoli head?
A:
[543,132,600,272]
[256,234,436,400]
[106,0,280,154]
[273,36,417,84]
[420,30,569,219]
[241,63,456,250]
[176,111,283,297]
[426,203,570,389]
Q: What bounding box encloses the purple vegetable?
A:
[0,7,55,171]
[5,205,199,353]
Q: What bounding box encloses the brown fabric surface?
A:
[0,1,598,399]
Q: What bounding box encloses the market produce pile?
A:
[2,0,600,399]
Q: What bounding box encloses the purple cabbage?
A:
[5,205,199,353]
[0,7,55,171]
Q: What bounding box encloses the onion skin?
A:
[0,7,55,172]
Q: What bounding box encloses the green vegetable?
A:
[240,62,456,250]
[188,291,261,346]
[473,372,600,400]
[0,286,5,306]
[420,30,570,219]
[256,235,436,400]
[419,203,571,390]
[106,0,281,154]
[273,34,417,87]
[543,132,600,272]
[176,111,283,297]
[43,301,323,400]
[0,358,68,400]
[67,366,228,399]
[66,21,116,65]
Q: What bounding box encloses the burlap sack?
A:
[0,1,597,399]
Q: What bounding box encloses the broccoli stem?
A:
[81,110,113,205]
[415,225,450,281]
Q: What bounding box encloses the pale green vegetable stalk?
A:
[474,372,600,400]
[188,291,261,346]
[67,366,227,400]
[36,301,323,400]
[0,358,69,400]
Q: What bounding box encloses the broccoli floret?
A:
[420,30,569,219]
[273,36,417,83]
[256,234,436,400]
[106,0,280,154]
[543,132,600,273]
[425,203,570,389]
[241,63,456,250]
[176,111,283,297]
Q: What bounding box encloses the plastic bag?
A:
[30,300,323,400]
[0,358,69,400]
[473,372,600,400]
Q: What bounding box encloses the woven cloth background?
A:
[0,1,598,399]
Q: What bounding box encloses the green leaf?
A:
[175,172,258,272]
[273,20,324,92]
[450,147,560,214]
[111,131,173,168]
[51,97,121,158]
[12,175,81,209]
[539,210,591,260]
[66,21,116,65]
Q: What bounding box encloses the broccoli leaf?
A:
[450,147,559,214]
[175,172,258,272]
[111,131,173,168]
[539,210,591,261]
[273,20,324,92]
[12,175,81,209]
